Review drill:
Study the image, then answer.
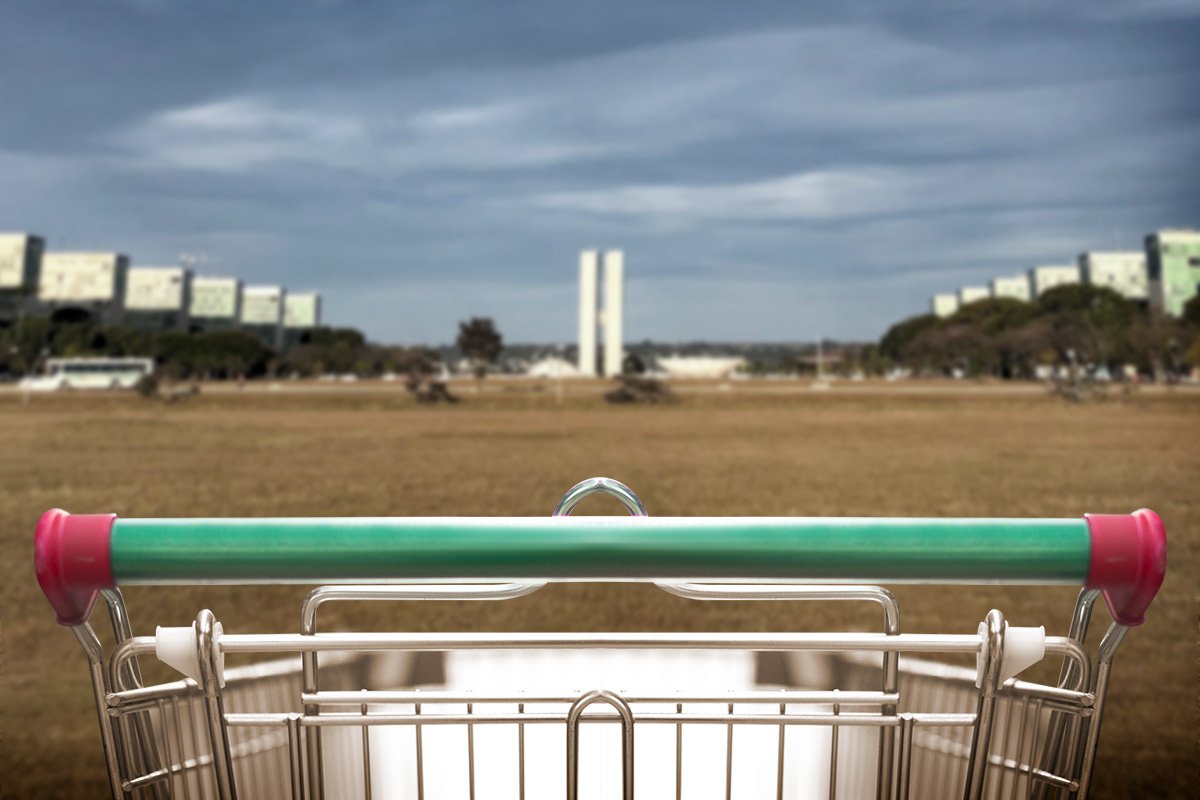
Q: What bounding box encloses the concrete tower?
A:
[578,251,599,376]
[603,250,625,377]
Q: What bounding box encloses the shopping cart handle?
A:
[1083,510,1166,625]
[34,508,1166,628]
[35,510,115,626]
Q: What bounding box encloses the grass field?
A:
[2,382,1196,797]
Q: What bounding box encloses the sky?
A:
[2,1,1198,344]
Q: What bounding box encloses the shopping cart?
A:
[34,477,1166,800]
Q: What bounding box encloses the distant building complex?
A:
[38,251,129,326]
[958,286,990,305]
[928,293,957,318]
[1146,229,1200,317]
[1027,265,1080,296]
[0,230,326,349]
[0,233,44,324]
[283,292,322,348]
[240,285,286,349]
[927,228,1199,318]
[990,275,1031,302]
[125,266,192,330]
[189,276,243,331]
[930,293,959,318]
[1079,251,1147,301]
[578,249,626,377]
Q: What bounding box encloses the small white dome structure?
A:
[657,355,747,379]
[527,356,581,379]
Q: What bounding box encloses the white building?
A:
[931,293,959,318]
[527,356,580,379]
[958,286,990,306]
[124,266,192,330]
[577,251,599,376]
[241,285,286,349]
[1079,251,1148,301]
[657,355,746,379]
[0,233,44,323]
[38,251,128,325]
[1146,229,1200,316]
[990,274,1031,302]
[603,250,625,377]
[189,276,242,330]
[578,249,625,377]
[1028,265,1081,297]
[284,292,321,329]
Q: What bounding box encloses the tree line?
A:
[879,285,1200,379]
[0,317,441,380]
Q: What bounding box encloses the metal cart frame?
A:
[34,477,1166,800]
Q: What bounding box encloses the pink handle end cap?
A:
[1085,509,1166,627]
[35,509,116,627]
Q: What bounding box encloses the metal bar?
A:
[286,714,304,800]
[1074,624,1129,798]
[1010,698,1029,800]
[553,476,647,517]
[725,702,734,800]
[304,690,899,706]
[170,697,193,800]
[100,589,169,800]
[896,714,915,800]
[155,699,174,797]
[828,696,840,800]
[993,694,1015,799]
[112,690,902,714]
[566,690,634,800]
[305,586,542,800]
[467,702,476,800]
[112,633,1090,694]
[195,610,237,800]
[908,730,1077,791]
[414,703,424,800]
[110,516,1091,584]
[775,703,785,800]
[360,701,371,800]
[963,610,1006,800]
[149,631,994,654]
[225,711,980,727]
[676,703,683,800]
[655,582,906,800]
[72,624,126,800]
[1034,589,1099,800]
[292,583,570,800]
[518,703,526,800]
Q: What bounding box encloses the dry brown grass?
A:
[1,383,1196,797]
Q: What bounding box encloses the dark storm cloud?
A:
[1,1,1197,342]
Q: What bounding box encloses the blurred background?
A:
[2,1,1197,797]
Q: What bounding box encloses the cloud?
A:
[3,4,1197,342]
[110,92,623,174]
[529,169,896,221]
[112,97,369,172]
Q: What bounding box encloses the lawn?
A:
[2,382,1196,797]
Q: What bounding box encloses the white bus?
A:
[19,357,154,391]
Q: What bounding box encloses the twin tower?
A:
[577,250,624,377]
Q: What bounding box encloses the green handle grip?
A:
[37,509,1166,629]
[110,516,1089,583]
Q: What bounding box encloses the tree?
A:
[879,314,943,365]
[456,317,503,381]
[154,330,272,379]
[1182,295,1200,329]
[876,283,1193,381]
[622,353,647,375]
